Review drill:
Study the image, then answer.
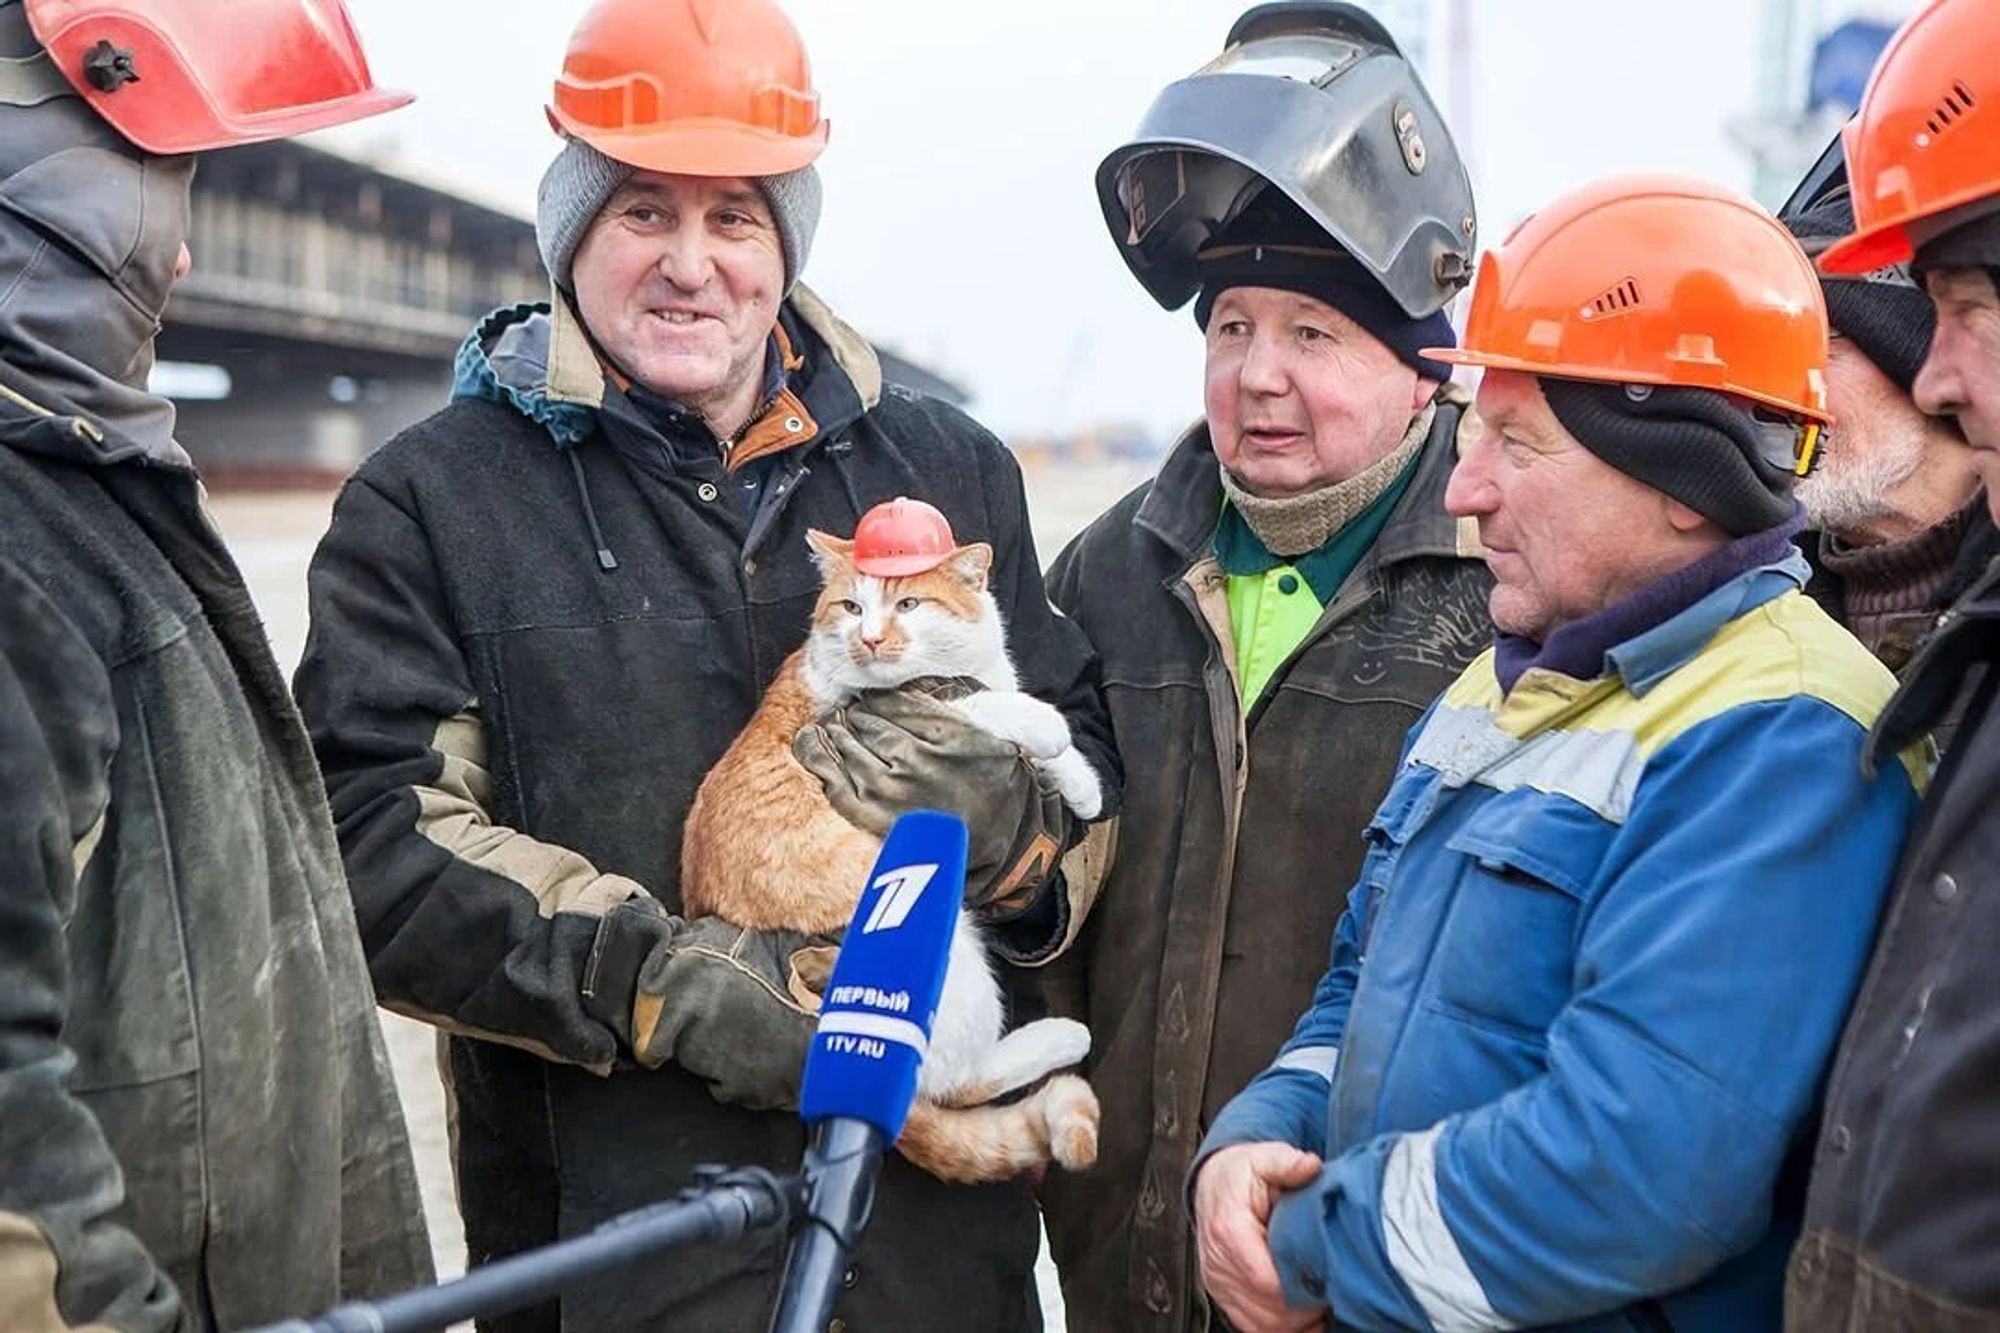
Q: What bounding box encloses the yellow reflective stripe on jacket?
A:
[1429,589,1933,798]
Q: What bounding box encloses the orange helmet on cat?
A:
[853,498,956,577]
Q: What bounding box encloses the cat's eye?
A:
[895,596,922,613]
[838,599,862,616]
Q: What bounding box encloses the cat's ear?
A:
[805,529,855,576]
[943,541,993,592]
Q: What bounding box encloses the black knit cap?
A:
[1541,378,1800,537]
[1193,187,1456,379]
[1784,196,1936,392]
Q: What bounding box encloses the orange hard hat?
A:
[1819,0,2000,275]
[852,498,956,578]
[21,0,410,155]
[1424,174,1831,424]
[548,0,828,178]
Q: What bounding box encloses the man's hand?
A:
[792,681,1072,918]
[626,914,828,1110]
[1194,1142,1328,1333]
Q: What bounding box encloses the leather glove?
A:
[625,912,838,1110]
[792,678,1073,921]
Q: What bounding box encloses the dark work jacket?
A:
[1788,549,2000,1333]
[0,367,432,1332]
[1040,400,1494,1333]
[293,289,1115,1333]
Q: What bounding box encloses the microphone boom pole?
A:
[246,1167,802,1333]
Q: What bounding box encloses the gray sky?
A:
[321,0,1920,443]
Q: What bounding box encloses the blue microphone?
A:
[768,809,965,1333]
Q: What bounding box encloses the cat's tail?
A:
[895,1074,1099,1185]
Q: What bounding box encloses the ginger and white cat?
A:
[680,529,1101,1184]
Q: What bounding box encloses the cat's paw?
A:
[1027,1017,1091,1070]
[1040,1074,1100,1172]
[955,690,1071,760]
[1041,749,1104,821]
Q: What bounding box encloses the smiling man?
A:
[1039,7,1495,1330]
[1191,176,1922,1333]
[290,0,1114,1329]
[569,173,788,439]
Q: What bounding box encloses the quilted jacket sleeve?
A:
[297,474,818,1103]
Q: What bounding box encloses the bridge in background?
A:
[159,140,965,484]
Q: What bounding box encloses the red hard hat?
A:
[548,0,828,177]
[852,498,956,578]
[22,0,410,156]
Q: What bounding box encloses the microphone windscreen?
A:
[798,810,967,1138]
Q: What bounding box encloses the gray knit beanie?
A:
[535,137,822,295]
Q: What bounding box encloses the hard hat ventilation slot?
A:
[1926,81,1977,138]
[1583,278,1642,320]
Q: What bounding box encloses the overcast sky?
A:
[320,0,1920,443]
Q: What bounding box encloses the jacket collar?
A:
[1135,385,1479,570]
[452,280,885,451]
[0,357,190,472]
[788,283,883,413]
[1495,515,1809,696]
[553,280,883,421]
[1872,543,2000,763]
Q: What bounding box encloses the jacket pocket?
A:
[1429,791,1613,1039]
[1355,763,1440,945]
[74,1075,205,1274]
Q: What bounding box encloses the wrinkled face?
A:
[570,171,783,416]
[1799,337,1936,532]
[1915,267,2000,520]
[1446,371,1710,643]
[802,532,1001,691]
[1203,286,1430,498]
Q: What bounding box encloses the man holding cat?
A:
[294,1,1114,1329]
[1038,8,1496,1330]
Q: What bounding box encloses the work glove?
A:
[618,909,837,1110]
[792,678,1074,925]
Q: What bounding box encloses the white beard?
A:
[1797,428,1927,534]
